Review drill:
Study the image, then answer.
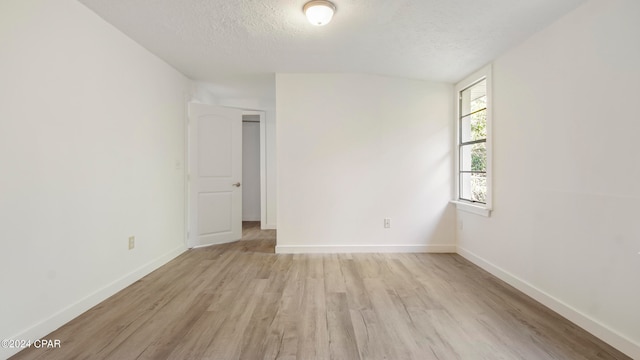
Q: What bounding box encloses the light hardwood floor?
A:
[12,224,629,360]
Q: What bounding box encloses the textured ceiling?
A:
[78,0,586,99]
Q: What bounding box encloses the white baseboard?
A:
[1,245,187,360]
[275,244,456,254]
[456,246,640,360]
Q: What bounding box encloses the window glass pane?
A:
[458,71,489,206]
[461,109,487,143]
[460,173,487,203]
[460,79,486,116]
[460,142,486,172]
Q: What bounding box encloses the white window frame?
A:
[452,64,492,217]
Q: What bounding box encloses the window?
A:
[454,65,491,215]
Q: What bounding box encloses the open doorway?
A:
[242,114,261,225]
[241,111,269,235]
[241,112,274,242]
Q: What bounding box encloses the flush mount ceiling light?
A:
[303,0,336,26]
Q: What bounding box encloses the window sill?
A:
[450,200,492,217]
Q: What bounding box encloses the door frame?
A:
[184,105,268,248]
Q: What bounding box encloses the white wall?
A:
[192,82,277,229]
[276,74,455,253]
[0,0,190,358]
[242,120,261,221]
[456,0,640,357]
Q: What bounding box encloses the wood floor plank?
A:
[326,292,361,360]
[340,257,372,311]
[349,308,394,360]
[363,277,423,360]
[134,293,216,360]
[10,224,632,360]
[202,279,268,360]
[322,254,346,293]
[238,290,282,359]
[296,277,328,359]
[261,256,301,360]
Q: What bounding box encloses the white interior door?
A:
[188,103,242,247]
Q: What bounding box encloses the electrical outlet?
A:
[384,218,391,228]
[128,236,135,250]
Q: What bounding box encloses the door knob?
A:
[232,182,241,187]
